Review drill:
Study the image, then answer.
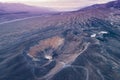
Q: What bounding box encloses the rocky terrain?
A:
[0,0,120,80]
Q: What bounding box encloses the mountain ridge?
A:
[0,2,55,13]
[0,0,120,80]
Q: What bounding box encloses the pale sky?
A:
[0,0,115,11]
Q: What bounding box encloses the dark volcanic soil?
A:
[0,0,120,80]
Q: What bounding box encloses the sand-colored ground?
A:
[28,36,64,57]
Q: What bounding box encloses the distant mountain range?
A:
[0,3,56,22]
[0,3,54,14]
[73,0,119,13]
